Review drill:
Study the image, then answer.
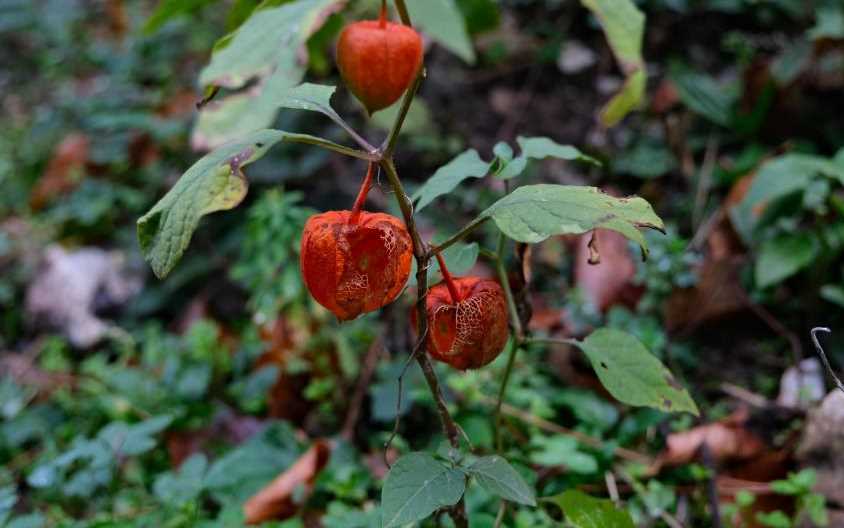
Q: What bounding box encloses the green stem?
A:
[348,162,375,225]
[428,217,489,256]
[285,135,376,161]
[526,337,581,348]
[383,70,424,157]
[493,231,523,452]
[394,0,411,25]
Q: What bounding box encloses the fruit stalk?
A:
[435,251,461,304]
[348,162,375,225]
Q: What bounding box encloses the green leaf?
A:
[194,0,340,146]
[370,97,433,134]
[381,452,466,528]
[204,422,300,506]
[138,129,316,278]
[821,285,844,308]
[755,233,817,288]
[809,5,844,40]
[413,149,491,211]
[580,0,646,126]
[544,490,635,528]
[98,415,174,456]
[406,0,476,64]
[530,436,598,474]
[497,137,598,180]
[478,184,664,258]
[600,68,646,127]
[731,153,844,238]
[575,329,698,415]
[466,455,536,506]
[143,0,216,34]
[580,0,642,70]
[274,82,337,115]
[199,0,338,88]
[153,453,208,506]
[670,66,735,126]
[0,486,16,526]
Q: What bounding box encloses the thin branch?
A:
[526,336,581,348]
[320,106,377,153]
[812,327,844,394]
[285,135,376,161]
[384,321,428,462]
[383,70,425,157]
[393,0,411,25]
[493,229,524,452]
[379,122,469,528]
[491,400,652,465]
[428,217,489,256]
[342,338,382,441]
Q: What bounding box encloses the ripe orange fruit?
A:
[336,14,423,114]
[413,257,510,369]
[300,210,413,320]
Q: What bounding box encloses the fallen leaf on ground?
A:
[574,229,640,311]
[658,409,767,467]
[243,440,331,525]
[30,133,90,210]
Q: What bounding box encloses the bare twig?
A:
[605,471,620,505]
[699,442,722,528]
[490,400,652,465]
[342,338,383,441]
[743,292,802,364]
[374,7,467,521]
[692,134,718,229]
[719,382,768,407]
[812,327,844,394]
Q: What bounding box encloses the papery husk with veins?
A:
[300,210,412,321]
[415,257,510,370]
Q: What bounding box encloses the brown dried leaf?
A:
[574,229,639,311]
[659,409,767,467]
[243,440,331,525]
[30,133,90,210]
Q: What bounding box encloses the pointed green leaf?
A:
[273,82,337,115]
[413,149,491,211]
[544,490,635,528]
[580,0,646,126]
[755,233,818,288]
[406,0,476,64]
[467,455,536,506]
[194,0,341,146]
[143,0,216,34]
[381,453,466,528]
[497,136,599,180]
[575,329,698,415]
[138,129,335,278]
[478,184,663,257]
[600,68,646,127]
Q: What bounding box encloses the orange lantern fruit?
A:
[336,6,423,114]
[414,254,510,369]
[300,165,412,320]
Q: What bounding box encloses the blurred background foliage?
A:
[1,0,844,526]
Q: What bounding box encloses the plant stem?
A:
[377,6,467,525]
[348,162,375,225]
[394,0,411,25]
[527,337,581,348]
[428,216,489,256]
[383,70,424,157]
[286,134,376,161]
[493,231,523,451]
[435,252,461,304]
